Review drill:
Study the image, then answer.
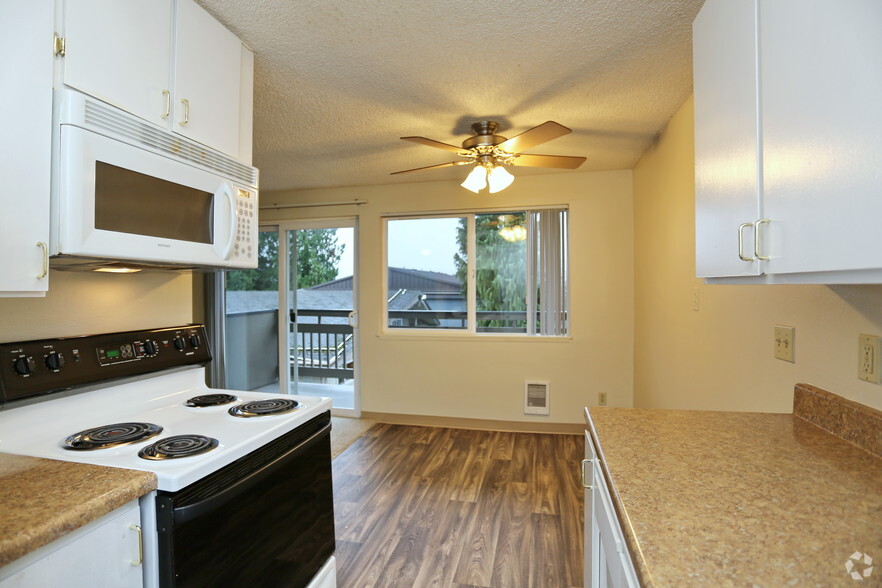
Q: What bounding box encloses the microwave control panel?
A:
[231,188,257,265]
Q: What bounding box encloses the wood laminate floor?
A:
[332,424,584,588]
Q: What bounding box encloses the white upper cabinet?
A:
[0,2,53,297]
[173,0,242,157]
[693,0,882,284]
[760,1,882,276]
[693,0,762,278]
[63,0,174,128]
[61,0,249,159]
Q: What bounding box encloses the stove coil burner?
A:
[138,435,219,460]
[63,422,163,451]
[185,393,239,407]
[229,398,300,418]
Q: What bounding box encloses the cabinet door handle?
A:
[36,242,48,279]
[755,218,772,261]
[179,98,190,126]
[129,524,143,566]
[581,459,594,489]
[161,90,170,119]
[737,223,755,262]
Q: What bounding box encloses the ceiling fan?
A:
[391,120,587,193]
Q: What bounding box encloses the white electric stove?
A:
[0,325,336,588]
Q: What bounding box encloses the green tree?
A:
[295,229,344,289]
[454,213,527,329]
[225,229,344,291]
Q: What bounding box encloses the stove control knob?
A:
[45,351,65,371]
[144,340,158,355]
[13,356,36,376]
[173,336,186,351]
[188,334,201,348]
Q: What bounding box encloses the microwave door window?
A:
[94,161,214,244]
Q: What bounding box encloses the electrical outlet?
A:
[693,287,700,311]
[774,325,795,362]
[858,334,881,383]
[598,392,608,406]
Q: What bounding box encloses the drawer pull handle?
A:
[129,524,142,566]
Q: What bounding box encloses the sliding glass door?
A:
[222,219,359,416]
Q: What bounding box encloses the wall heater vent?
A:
[524,381,550,415]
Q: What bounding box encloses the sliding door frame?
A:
[272,218,360,417]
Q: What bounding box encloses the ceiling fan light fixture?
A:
[461,165,488,193]
[487,165,514,193]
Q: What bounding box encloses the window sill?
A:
[376,332,573,343]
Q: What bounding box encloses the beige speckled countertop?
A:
[0,453,156,567]
[586,406,882,587]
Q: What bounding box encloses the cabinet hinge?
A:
[53,34,65,57]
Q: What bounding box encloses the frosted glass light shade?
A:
[461,165,488,193]
[487,165,515,193]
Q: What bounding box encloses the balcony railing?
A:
[292,309,354,380]
[388,309,563,333]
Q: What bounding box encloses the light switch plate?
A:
[858,334,880,383]
[774,325,795,362]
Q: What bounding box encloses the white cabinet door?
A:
[584,430,599,588]
[0,1,52,296]
[583,427,639,588]
[63,0,174,127]
[0,501,143,588]
[173,0,242,157]
[693,0,763,278]
[761,0,882,275]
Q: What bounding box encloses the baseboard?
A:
[360,411,583,435]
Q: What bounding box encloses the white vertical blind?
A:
[535,209,568,336]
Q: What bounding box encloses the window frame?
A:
[381,206,569,338]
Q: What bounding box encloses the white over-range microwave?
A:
[50,89,259,270]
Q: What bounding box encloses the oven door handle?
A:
[173,423,330,525]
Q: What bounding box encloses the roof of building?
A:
[307,267,462,292]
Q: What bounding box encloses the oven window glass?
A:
[95,162,214,243]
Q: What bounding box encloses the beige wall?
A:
[263,170,634,424]
[0,271,193,341]
[633,95,882,412]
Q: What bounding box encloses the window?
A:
[384,208,568,336]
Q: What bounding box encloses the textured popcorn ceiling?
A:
[198,0,704,191]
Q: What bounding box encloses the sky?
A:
[386,217,460,275]
[334,217,460,279]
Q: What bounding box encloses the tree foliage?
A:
[225,229,344,291]
[453,213,527,328]
[295,229,345,289]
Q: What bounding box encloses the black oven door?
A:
[155,412,334,588]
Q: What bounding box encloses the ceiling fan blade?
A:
[510,154,586,169]
[390,161,471,175]
[401,136,466,154]
[497,121,572,153]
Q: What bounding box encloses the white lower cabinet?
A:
[0,501,144,588]
[584,428,639,588]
